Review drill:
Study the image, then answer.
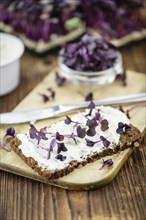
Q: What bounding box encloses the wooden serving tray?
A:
[0,22,85,53]
[0,69,145,190]
[88,28,146,47]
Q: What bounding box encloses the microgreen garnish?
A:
[86,127,96,137]
[65,116,80,128]
[29,124,78,159]
[47,138,56,159]
[55,154,66,161]
[0,127,16,152]
[94,112,101,121]
[55,72,66,87]
[55,132,64,141]
[119,104,125,113]
[39,87,56,103]
[6,127,15,137]
[101,119,109,131]
[76,126,86,138]
[86,101,96,116]
[48,87,55,99]
[87,101,95,109]
[29,124,48,145]
[65,116,72,124]
[86,119,97,137]
[86,118,98,128]
[116,72,127,87]
[119,104,130,118]
[100,136,110,147]
[85,92,93,101]
[38,93,50,103]
[119,104,146,120]
[99,159,113,170]
[126,110,131,119]
[68,133,78,145]
[120,72,127,87]
[57,142,67,154]
[116,122,131,134]
[85,138,100,147]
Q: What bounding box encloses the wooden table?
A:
[0,40,146,220]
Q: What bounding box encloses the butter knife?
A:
[0,93,145,124]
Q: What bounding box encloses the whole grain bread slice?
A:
[11,125,142,180]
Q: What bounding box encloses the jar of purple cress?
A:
[58,34,123,85]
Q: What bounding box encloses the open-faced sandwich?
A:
[0,1,85,53]
[10,103,142,180]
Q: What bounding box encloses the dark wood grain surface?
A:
[0,40,146,220]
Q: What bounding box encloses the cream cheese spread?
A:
[17,106,130,171]
[0,33,24,66]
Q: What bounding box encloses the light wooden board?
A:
[0,69,146,190]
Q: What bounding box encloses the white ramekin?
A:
[0,33,24,96]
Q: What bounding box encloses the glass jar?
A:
[58,51,123,85]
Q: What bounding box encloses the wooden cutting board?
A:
[0,69,145,190]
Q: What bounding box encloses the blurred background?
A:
[0,0,146,111]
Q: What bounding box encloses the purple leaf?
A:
[48,87,55,99]
[100,136,110,147]
[126,110,131,119]
[55,154,66,161]
[76,126,86,138]
[99,159,113,170]
[120,72,127,86]
[55,72,66,87]
[86,101,96,117]
[119,104,125,113]
[70,133,77,145]
[65,116,72,124]
[116,122,131,134]
[6,127,15,137]
[94,112,101,121]
[56,132,64,141]
[39,129,48,141]
[86,118,98,128]
[0,127,16,152]
[86,127,96,137]
[57,142,67,154]
[29,124,48,145]
[85,139,96,147]
[65,116,80,128]
[29,125,38,139]
[101,119,109,131]
[87,101,95,109]
[116,72,127,87]
[85,92,93,101]
[47,138,56,159]
[124,124,131,132]
[38,93,49,103]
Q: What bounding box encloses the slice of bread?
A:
[11,125,141,180]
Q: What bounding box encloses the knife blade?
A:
[0,93,145,124]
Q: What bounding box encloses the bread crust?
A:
[11,125,142,180]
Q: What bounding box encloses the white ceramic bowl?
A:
[0,33,24,96]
